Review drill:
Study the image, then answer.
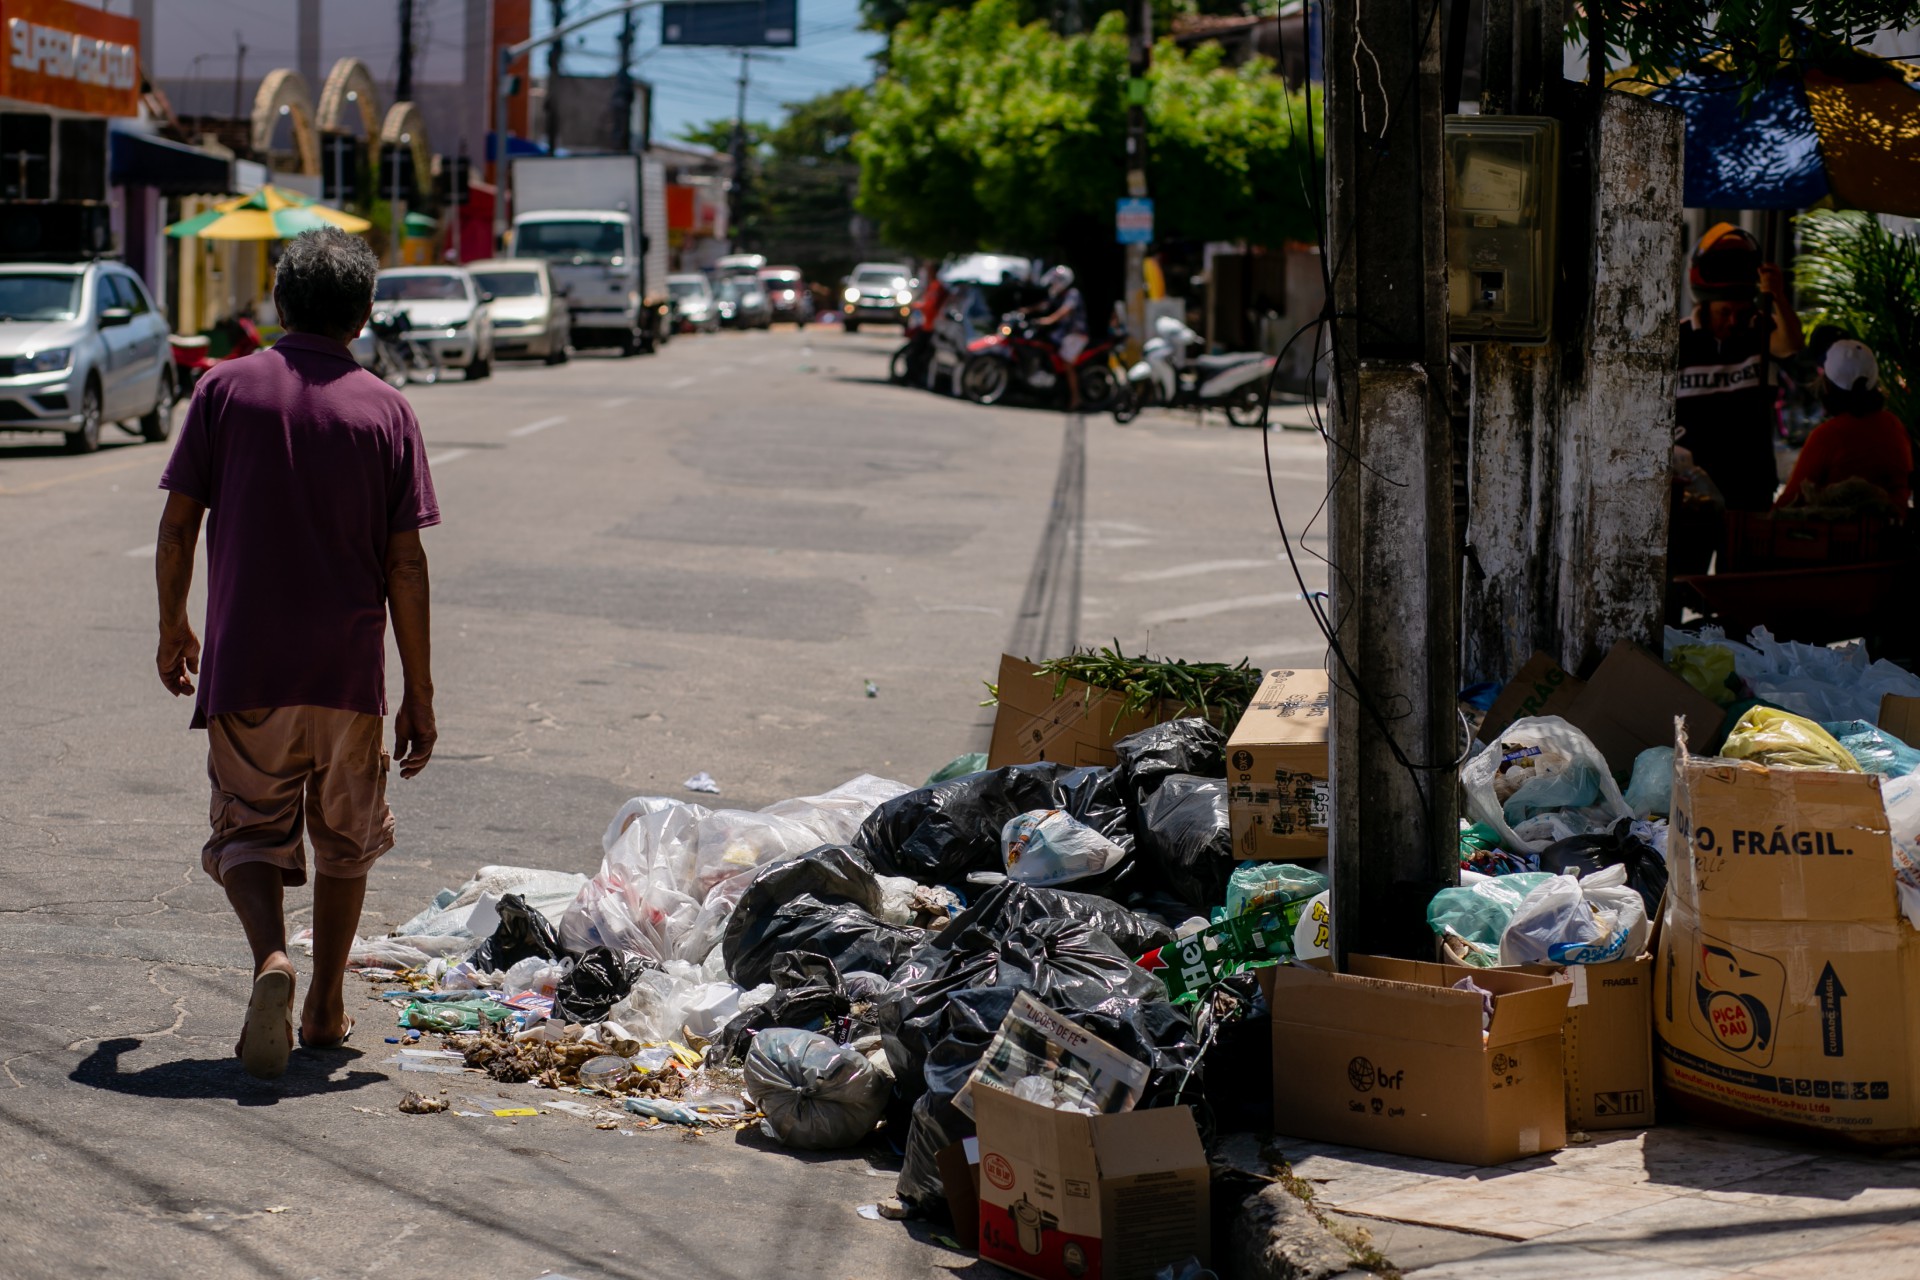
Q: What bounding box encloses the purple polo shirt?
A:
[159,332,439,727]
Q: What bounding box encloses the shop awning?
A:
[110,130,232,197]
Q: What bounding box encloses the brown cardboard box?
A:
[1441,944,1656,1131]
[974,1089,1210,1280]
[1482,651,1585,739]
[987,655,1179,770]
[936,1137,982,1245]
[1879,694,1920,746]
[1656,734,1920,1142]
[1225,669,1330,860]
[1563,640,1728,776]
[1269,956,1571,1165]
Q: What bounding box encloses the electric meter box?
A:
[1444,115,1560,345]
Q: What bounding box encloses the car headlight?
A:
[844,286,860,302]
[24,347,70,372]
[895,290,913,306]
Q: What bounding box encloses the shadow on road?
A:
[69,1036,384,1105]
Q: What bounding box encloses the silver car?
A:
[0,260,173,452]
[465,259,569,364]
[668,273,719,334]
[352,268,494,380]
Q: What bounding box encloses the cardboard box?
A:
[974,1089,1210,1280]
[1482,651,1585,739]
[1225,669,1330,860]
[1880,693,1920,746]
[987,655,1180,770]
[1656,734,1920,1143]
[1269,956,1571,1165]
[1441,945,1656,1131]
[1562,640,1728,776]
[936,1137,982,1246]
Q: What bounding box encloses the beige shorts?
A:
[203,706,394,887]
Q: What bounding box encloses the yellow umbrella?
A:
[166,185,371,240]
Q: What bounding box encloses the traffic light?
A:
[436,154,471,206]
[380,143,418,202]
[322,133,362,202]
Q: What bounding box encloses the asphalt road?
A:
[0,326,1335,1280]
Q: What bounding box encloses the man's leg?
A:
[301,872,367,1045]
[223,861,292,975]
[1066,362,1082,411]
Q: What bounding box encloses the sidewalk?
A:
[1274,1123,1920,1277]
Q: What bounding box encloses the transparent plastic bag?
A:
[1427,871,1555,955]
[1882,774,1920,931]
[1823,721,1920,777]
[1461,717,1630,853]
[1001,810,1129,886]
[1623,747,1675,818]
[1499,865,1649,966]
[1669,644,1738,705]
[1721,707,1861,772]
[1222,862,1328,919]
[745,1027,891,1150]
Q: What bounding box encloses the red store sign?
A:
[0,0,139,117]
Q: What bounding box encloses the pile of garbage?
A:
[350,720,1328,1204]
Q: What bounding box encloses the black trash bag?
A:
[551,945,645,1024]
[879,914,1197,1205]
[723,845,925,987]
[466,893,564,972]
[855,763,1132,887]
[1538,817,1669,918]
[1134,775,1235,911]
[718,951,852,1059]
[1113,718,1227,801]
[745,1028,891,1150]
[841,969,899,1005]
[900,880,1175,973]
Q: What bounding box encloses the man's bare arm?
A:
[386,528,436,778]
[154,491,205,696]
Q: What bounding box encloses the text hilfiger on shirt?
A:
[1677,355,1763,398]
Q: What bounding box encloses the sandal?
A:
[299,1014,355,1051]
[238,968,295,1079]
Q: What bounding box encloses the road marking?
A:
[667,376,697,389]
[427,448,472,467]
[0,452,157,496]
[124,542,155,557]
[506,415,567,438]
[1120,558,1279,583]
[601,396,633,408]
[1138,591,1309,626]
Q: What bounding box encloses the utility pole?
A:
[397,0,416,101]
[613,6,636,152]
[546,0,566,156]
[230,31,247,121]
[729,51,750,250]
[1323,0,1460,964]
[1122,0,1150,359]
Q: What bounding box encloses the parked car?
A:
[758,266,814,327]
[668,273,720,333]
[713,252,767,279]
[715,276,772,330]
[0,260,174,452]
[465,258,569,364]
[352,268,494,380]
[841,261,915,333]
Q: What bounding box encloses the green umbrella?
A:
[165,185,371,240]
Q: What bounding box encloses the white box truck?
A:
[508,154,670,354]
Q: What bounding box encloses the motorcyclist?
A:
[1026,264,1088,410]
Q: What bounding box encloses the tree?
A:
[1796,210,1920,431]
[853,0,1320,260]
[1578,1,1920,96]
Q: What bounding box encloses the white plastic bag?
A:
[1666,626,1920,724]
[1000,809,1128,886]
[1882,774,1920,932]
[1499,865,1650,966]
[1462,717,1632,853]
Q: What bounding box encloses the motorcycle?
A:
[1112,314,1276,427]
[170,316,263,395]
[367,309,441,388]
[957,311,1121,410]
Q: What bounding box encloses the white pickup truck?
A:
[508,154,670,354]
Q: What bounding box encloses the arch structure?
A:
[250,69,320,175]
[317,58,382,137]
[380,102,432,201]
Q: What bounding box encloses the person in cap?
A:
[1028,264,1088,410]
[1676,223,1805,510]
[1776,338,1911,512]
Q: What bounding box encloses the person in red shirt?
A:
[1776,338,1912,513]
[153,228,440,1078]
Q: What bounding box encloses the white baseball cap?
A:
[1823,338,1880,392]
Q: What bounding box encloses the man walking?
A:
[153,228,439,1079]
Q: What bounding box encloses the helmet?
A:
[1689,223,1762,303]
[1045,264,1075,295]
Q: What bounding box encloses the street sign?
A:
[661,0,797,47]
[1116,197,1153,244]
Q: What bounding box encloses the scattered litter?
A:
[856,1204,885,1221]
[492,1108,539,1118]
[683,771,721,794]
[397,1092,447,1114]
[865,680,879,698]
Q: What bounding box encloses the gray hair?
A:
[273,227,378,339]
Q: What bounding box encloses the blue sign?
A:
[1116,197,1154,245]
[662,0,797,47]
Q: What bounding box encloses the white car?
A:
[841,261,916,333]
[668,273,719,334]
[355,268,494,380]
[0,260,173,452]
[466,259,569,364]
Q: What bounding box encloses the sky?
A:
[538,0,887,144]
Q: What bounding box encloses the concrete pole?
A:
[1123,0,1149,360]
[1324,0,1461,964]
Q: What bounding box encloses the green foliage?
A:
[1796,209,1920,429]
[853,0,1321,259]
[1577,1,1920,97]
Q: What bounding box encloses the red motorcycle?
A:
[170,316,263,395]
[957,312,1120,410]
